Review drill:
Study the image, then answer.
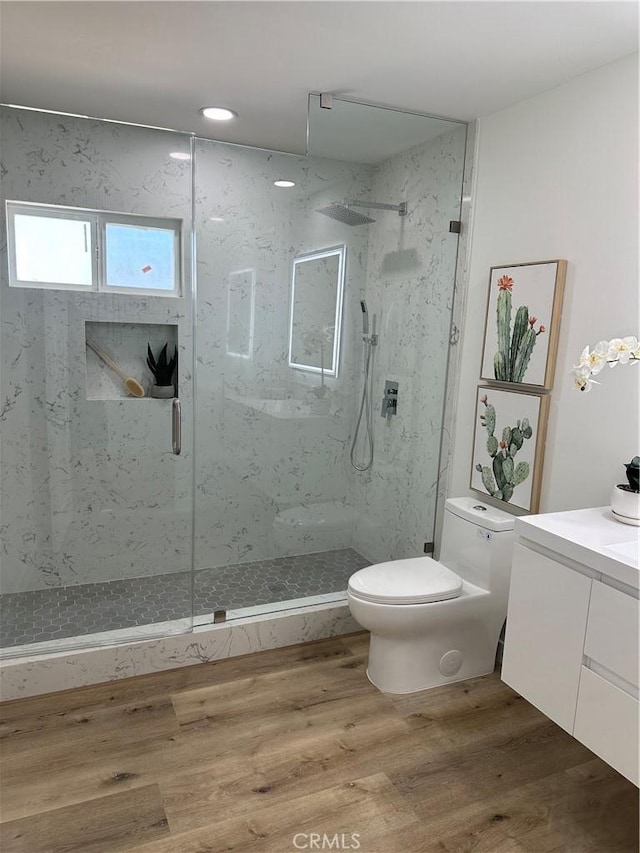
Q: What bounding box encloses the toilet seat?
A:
[348,557,463,605]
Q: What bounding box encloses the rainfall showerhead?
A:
[316,203,376,226]
[316,198,408,226]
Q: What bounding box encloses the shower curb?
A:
[0,601,359,701]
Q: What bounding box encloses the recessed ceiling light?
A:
[274,179,295,188]
[209,216,225,223]
[200,107,237,122]
[170,152,191,161]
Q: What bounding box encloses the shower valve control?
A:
[381,380,399,418]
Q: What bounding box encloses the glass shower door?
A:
[0,108,195,654]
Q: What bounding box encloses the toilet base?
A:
[365,663,496,695]
[365,630,498,694]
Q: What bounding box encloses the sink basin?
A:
[604,540,640,568]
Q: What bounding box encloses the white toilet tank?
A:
[440,497,516,594]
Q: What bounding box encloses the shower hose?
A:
[350,338,375,471]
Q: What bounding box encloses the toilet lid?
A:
[348,557,463,605]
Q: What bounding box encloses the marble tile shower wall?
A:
[193,140,372,568]
[0,108,194,593]
[352,127,466,562]
[1,106,464,601]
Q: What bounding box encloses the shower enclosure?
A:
[0,99,466,657]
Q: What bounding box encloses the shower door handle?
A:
[172,398,182,456]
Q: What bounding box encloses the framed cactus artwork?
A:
[480,260,566,389]
[470,386,550,513]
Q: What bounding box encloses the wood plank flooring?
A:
[0,633,637,852]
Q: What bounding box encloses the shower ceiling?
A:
[0,2,637,155]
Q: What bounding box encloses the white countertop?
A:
[515,507,640,591]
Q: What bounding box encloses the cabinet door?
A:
[584,580,639,688]
[574,667,639,786]
[502,543,592,733]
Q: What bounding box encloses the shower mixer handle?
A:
[381,380,398,418]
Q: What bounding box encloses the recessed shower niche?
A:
[84,321,178,400]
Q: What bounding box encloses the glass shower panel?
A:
[193,139,373,619]
[308,96,467,563]
[0,108,195,654]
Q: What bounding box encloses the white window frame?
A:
[6,200,182,297]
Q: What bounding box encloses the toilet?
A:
[347,497,515,694]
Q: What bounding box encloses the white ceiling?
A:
[1,1,637,155]
[308,95,463,163]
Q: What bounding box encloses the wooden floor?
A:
[0,634,637,853]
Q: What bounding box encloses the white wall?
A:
[450,53,639,513]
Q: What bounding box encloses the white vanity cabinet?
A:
[503,543,593,733]
[501,508,639,786]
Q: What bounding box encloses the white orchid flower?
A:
[577,341,609,375]
[571,365,600,393]
[607,336,638,365]
[576,346,590,368]
[572,334,639,390]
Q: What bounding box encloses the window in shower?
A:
[9,205,96,289]
[6,201,182,295]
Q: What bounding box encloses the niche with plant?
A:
[84,322,178,401]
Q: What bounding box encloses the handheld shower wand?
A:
[359,300,377,344]
[360,300,369,336]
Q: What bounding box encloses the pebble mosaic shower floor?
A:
[0,549,369,649]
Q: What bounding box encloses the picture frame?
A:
[480,260,566,390]
[470,385,550,514]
